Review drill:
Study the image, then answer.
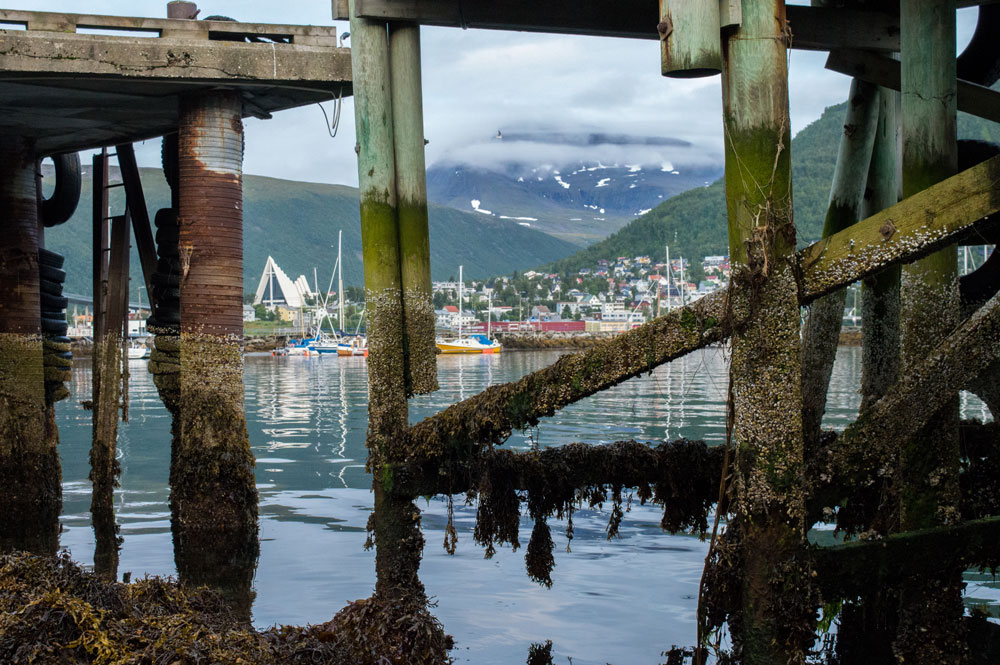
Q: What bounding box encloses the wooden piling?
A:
[390,22,438,396]
[860,86,901,412]
[173,90,258,613]
[348,0,425,601]
[0,134,59,555]
[719,1,810,662]
[896,1,963,661]
[658,0,722,78]
[801,78,879,443]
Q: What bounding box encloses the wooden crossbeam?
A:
[826,50,1000,125]
[813,516,1000,599]
[404,155,1000,463]
[800,153,1000,299]
[340,1,900,53]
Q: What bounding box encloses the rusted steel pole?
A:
[896,1,963,662]
[390,22,438,396]
[173,89,258,613]
[719,1,809,662]
[800,78,879,444]
[0,135,59,555]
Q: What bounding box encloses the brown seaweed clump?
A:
[321,593,453,665]
[0,551,352,665]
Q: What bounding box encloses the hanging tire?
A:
[39,265,66,283]
[41,152,82,228]
[44,335,70,345]
[158,243,179,259]
[38,248,65,269]
[162,134,179,193]
[152,271,180,288]
[156,225,179,247]
[39,278,63,297]
[41,318,68,335]
[40,292,68,311]
[154,207,179,229]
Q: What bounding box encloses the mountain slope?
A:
[44,169,578,300]
[547,98,1000,274]
[427,161,720,245]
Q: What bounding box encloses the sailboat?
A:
[309,230,347,355]
[337,308,368,356]
[436,265,501,354]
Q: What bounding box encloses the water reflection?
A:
[53,346,993,665]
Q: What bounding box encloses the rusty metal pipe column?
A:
[173,90,257,612]
[0,135,60,554]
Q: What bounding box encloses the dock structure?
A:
[0,0,998,663]
[339,0,1000,663]
[0,3,351,593]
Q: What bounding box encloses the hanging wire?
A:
[317,87,345,138]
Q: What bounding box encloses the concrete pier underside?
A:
[0,9,352,155]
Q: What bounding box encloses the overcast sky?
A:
[18,1,979,186]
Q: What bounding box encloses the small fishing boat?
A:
[337,335,368,356]
[435,265,502,354]
[436,334,501,354]
[310,332,341,355]
[127,338,150,359]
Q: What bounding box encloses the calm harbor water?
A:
[56,347,993,664]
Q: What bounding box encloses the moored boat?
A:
[436,334,501,354]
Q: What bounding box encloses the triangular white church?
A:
[253,256,315,310]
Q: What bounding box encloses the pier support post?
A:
[0,135,60,555]
[719,1,809,662]
[173,89,258,615]
[896,1,963,661]
[800,78,879,444]
[390,23,438,396]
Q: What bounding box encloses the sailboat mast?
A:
[665,245,671,311]
[679,256,685,307]
[487,288,492,338]
[458,265,463,339]
[338,230,344,332]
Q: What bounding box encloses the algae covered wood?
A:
[860,85,901,411]
[719,1,810,661]
[897,3,962,658]
[798,153,1000,299]
[801,78,879,443]
[389,22,438,396]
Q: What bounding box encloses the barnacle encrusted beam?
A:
[391,439,724,505]
[810,289,1000,517]
[404,153,1000,464]
[404,292,729,463]
[812,515,1000,600]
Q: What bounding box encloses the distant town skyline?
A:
[20,1,980,186]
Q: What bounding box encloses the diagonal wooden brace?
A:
[406,154,1000,464]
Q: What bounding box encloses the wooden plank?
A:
[799,154,1000,300]
[826,50,1000,124]
[349,1,900,52]
[115,143,156,313]
[91,151,109,342]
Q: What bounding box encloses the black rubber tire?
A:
[44,335,71,344]
[162,134,179,194]
[158,243,179,259]
[39,264,66,284]
[41,318,68,334]
[38,248,65,269]
[156,225,179,247]
[152,272,180,288]
[40,292,68,311]
[41,310,66,320]
[150,310,180,326]
[41,152,82,228]
[957,5,1000,88]
[154,286,180,302]
[39,278,63,297]
[154,207,178,229]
